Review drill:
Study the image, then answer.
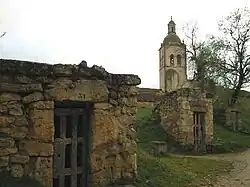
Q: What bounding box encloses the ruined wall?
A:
[137,88,162,109]
[154,88,213,148]
[214,107,242,132]
[0,59,140,187]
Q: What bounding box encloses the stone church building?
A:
[154,18,214,152]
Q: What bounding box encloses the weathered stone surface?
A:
[0,115,15,127]
[29,101,54,110]
[23,92,44,104]
[94,103,112,110]
[0,137,15,148]
[0,148,18,156]
[110,74,141,85]
[11,164,24,178]
[92,110,122,148]
[0,83,43,93]
[53,64,73,76]
[28,109,53,142]
[0,104,8,113]
[0,93,21,103]
[14,116,29,127]
[15,75,34,84]
[19,140,52,156]
[0,156,9,167]
[46,79,108,102]
[33,157,53,187]
[1,126,28,140]
[117,115,136,126]
[10,154,30,164]
[8,103,23,116]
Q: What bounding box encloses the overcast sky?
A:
[0,0,249,89]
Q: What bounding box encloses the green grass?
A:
[213,124,250,152]
[135,108,232,187]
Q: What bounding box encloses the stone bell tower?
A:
[159,17,187,92]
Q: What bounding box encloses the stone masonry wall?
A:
[154,88,213,148]
[0,59,140,187]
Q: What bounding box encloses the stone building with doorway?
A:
[0,59,140,187]
[154,18,214,151]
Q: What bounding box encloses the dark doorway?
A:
[53,101,92,187]
[193,112,206,152]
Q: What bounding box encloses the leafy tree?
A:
[212,7,250,106]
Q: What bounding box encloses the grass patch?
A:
[135,108,233,187]
[213,124,250,152]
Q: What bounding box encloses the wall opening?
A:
[193,111,206,151]
[53,101,93,187]
[169,54,174,66]
[177,55,181,66]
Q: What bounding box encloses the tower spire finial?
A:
[171,16,172,20]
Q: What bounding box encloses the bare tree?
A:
[213,7,250,106]
[0,32,6,38]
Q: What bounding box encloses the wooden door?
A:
[193,112,206,151]
[53,101,92,187]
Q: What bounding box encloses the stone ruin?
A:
[154,88,214,152]
[214,107,242,132]
[0,59,140,187]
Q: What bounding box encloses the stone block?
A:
[0,156,9,167]
[0,93,21,103]
[0,104,8,113]
[29,101,54,110]
[0,148,18,156]
[22,92,44,104]
[0,83,43,93]
[0,115,15,127]
[92,111,122,148]
[181,100,190,110]
[53,64,73,76]
[15,75,34,84]
[45,79,108,102]
[11,164,24,178]
[14,116,29,127]
[10,155,30,164]
[1,126,28,140]
[117,115,136,126]
[8,102,24,116]
[33,157,53,187]
[19,140,52,156]
[0,137,15,148]
[94,103,112,110]
[28,109,54,142]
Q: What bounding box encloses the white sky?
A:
[0,0,249,89]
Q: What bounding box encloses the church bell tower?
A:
[159,17,187,92]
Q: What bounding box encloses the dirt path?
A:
[211,149,250,187]
[171,149,250,187]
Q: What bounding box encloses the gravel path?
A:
[171,150,250,187]
[211,149,250,187]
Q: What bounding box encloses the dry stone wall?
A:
[154,88,213,150]
[0,59,140,187]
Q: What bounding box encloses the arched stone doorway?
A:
[165,69,179,92]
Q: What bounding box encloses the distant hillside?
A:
[137,87,161,102]
[137,86,250,103]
